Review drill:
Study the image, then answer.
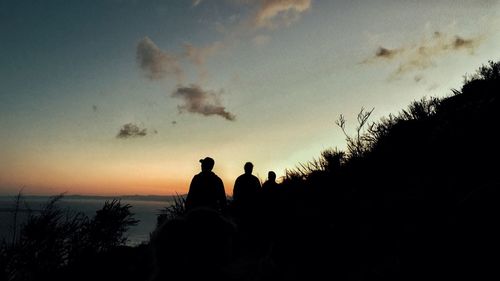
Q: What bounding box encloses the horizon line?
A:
[0,193,186,199]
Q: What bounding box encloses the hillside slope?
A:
[279,60,500,280]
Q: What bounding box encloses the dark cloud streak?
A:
[452,36,475,50]
[172,84,236,121]
[375,47,401,59]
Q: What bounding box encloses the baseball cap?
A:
[199,157,214,165]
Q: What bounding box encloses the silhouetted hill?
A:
[148,60,500,281]
[277,60,500,280]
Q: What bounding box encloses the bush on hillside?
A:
[0,194,139,281]
[156,195,186,228]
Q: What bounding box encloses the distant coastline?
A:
[0,194,182,202]
[0,194,180,212]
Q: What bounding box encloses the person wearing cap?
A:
[185,157,227,213]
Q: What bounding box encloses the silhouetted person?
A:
[262,171,278,194]
[185,157,227,213]
[261,171,281,237]
[261,171,280,213]
[233,162,261,209]
[232,162,261,233]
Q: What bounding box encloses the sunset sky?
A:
[1,0,499,195]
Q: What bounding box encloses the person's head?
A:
[200,157,215,172]
[244,162,253,174]
[268,171,276,182]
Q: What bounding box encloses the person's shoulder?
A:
[210,172,223,180]
[190,173,202,184]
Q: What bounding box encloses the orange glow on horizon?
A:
[0,166,247,196]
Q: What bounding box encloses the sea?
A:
[0,195,177,246]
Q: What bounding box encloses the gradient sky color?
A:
[1,0,499,195]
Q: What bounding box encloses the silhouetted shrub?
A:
[284,148,345,182]
[87,199,139,252]
[0,195,84,280]
[466,60,500,82]
[336,107,374,159]
[0,194,139,281]
[156,194,186,227]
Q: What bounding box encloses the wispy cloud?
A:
[138,1,313,83]
[451,35,477,50]
[172,84,236,121]
[136,37,183,81]
[253,0,311,29]
[363,31,484,78]
[136,37,224,83]
[183,41,224,81]
[116,123,148,139]
[393,33,483,77]
[137,1,314,123]
[136,38,235,121]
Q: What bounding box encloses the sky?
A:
[1,0,499,196]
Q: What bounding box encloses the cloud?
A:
[192,0,202,7]
[452,36,476,50]
[136,37,224,83]
[374,47,402,59]
[136,37,183,81]
[183,41,224,81]
[363,31,484,78]
[361,47,403,63]
[172,84,236,121]
[116,123,148,139]
[253,0,312,29]
[394,33,482,76]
